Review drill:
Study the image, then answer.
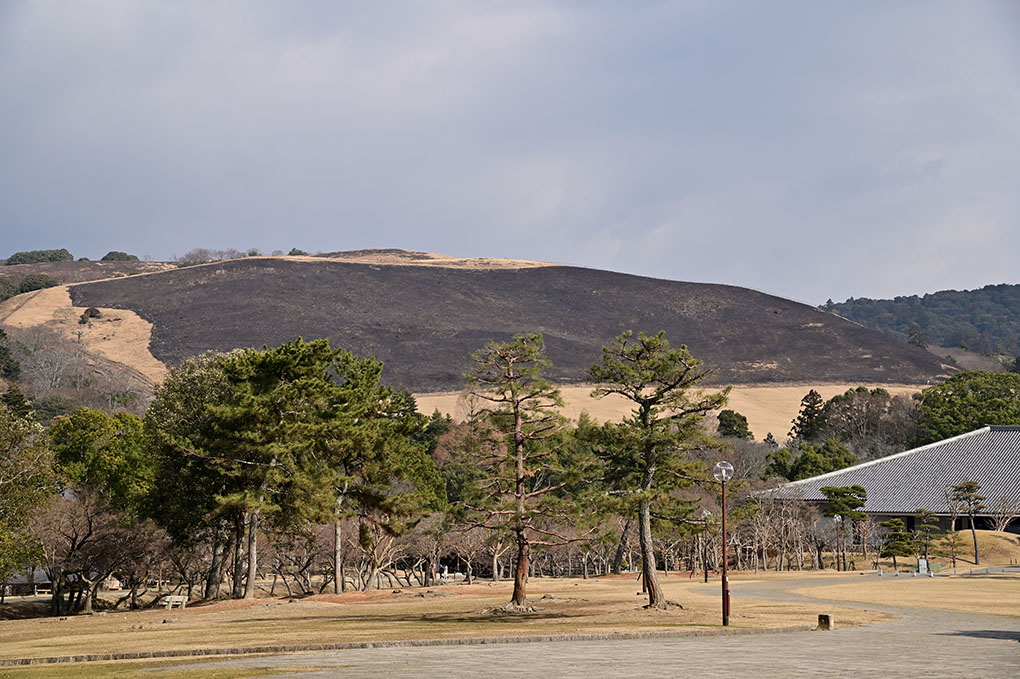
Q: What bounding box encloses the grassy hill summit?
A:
[54,251,950,392]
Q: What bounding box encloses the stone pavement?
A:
[173,577,1020,678]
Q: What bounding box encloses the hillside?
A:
[829,284,1020,356]
[0,260,172,288]
[59,255,951,392]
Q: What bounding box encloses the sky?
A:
[1,1,1018,304]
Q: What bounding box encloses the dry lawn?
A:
[0,658,321,679]
[416,383,922,443]
[0,574,882,662]
[793,574,1020,617]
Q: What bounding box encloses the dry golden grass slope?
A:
[416,382,921,443]
[291,249,553,269]
[0,285,167,387]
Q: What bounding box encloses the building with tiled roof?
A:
[767,426,1020,530]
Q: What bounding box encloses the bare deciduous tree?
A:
[990,496,1020,533]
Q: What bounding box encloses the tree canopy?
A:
[0,403,53,582]
[762,439,855,482]
[914,372,1020,444]
[48,408,151,515]
[100,251,139,261]
[5,249,73,265]
[717,409,752,440]
[830,283,1020,355]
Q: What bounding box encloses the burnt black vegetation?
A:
[68,258,949,391]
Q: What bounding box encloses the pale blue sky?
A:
[1,1,1018,303]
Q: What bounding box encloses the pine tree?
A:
[463,333,586,608]
[1,384,32,420]
[914,509,940,561]
[880,518,914,572]
[588,331,727,609]
[717,409,752,440]
[0,328,20,381]
[789,389,824,440]
[907,323,927,348]
[820,485,867,571]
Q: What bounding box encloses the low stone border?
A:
[0,625,812,667]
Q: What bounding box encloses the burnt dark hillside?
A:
[68,258,950,391]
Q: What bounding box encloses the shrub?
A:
[5,249,73,265]
[288,248,309,256]
[18,273,60,293]
[0,278,17,302]
[79,307,102,324]
[31,394,82,423]
[100,251,139,262]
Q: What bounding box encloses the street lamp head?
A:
[713,460,734,482]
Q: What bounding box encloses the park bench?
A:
[33,586,51,596]
[164,594,188,610]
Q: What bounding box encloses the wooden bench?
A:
[33,587,51,596]
[164,594,188,610]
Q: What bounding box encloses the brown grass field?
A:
[416,382,922,443]
[4,561,1020,677]
[0,573,883,664]
[793,574,1020,617]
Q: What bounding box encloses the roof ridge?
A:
[779,426,992,489]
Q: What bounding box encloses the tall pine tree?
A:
[588,331,727,609]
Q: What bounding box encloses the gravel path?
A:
[168,576,1020,678]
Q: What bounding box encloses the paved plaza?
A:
[175,577,1019,678]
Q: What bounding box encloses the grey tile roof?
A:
[768,426,1020,515]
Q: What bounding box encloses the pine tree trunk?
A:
[638,498,664,608]
[205,527,226,599]
[333,521,342,594]
[231,513,246,598]
[970,516,980,565]
[243,511,259,599]
[511,535,530,606]
[613,519,632,574]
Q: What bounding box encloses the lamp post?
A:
[701,510,711,583]
[713,460,734,626]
